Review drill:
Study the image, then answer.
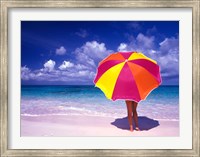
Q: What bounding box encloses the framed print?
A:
[0,0,199,157]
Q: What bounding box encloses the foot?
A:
[130,125,134,132]
[135,127,140,131]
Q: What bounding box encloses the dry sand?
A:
[21,115,179,137]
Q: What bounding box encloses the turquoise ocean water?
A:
[21,85,179,120]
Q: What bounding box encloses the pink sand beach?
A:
[21,114,179,137]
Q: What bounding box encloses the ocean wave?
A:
[21,98,179,120]
[20,113,119,118]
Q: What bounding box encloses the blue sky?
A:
[21,21,179,85]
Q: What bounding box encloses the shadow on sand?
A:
[111,116,159,131]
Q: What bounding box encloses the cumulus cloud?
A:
[136,33,155,49]
[159,37,179,56]
[21,56,96,84]
[59,61,74,70]
[118,43,128,52]
[156,38,179,82]
[21,66,38,81]
[76,51,96,68]
[75,64,88,70]
[78,70,94,77]
[43,59,56,72]
[21,36,179,85]
[21,66,32,80]
[75,41,112,69]
[60,70,96,83]
[117,33,155,53]
[56,46,66,55]
[21,41,112,84]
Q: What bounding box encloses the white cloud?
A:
[75,41,112,69]
[59,61,74,70]
[21,66,31,80]
[83,41,108,58]
[151,50,156,54]
[43,59,56,72]
[21,66,30,73]
[78,70,93,77]
[150,37,179,82]
[21,66,37,80]
[117,33,155,53]
[21,60,95,84]
[76,52,96,68]
[21,40,111,84]
[56,46,66,55]
[136,33,155,49]
[75,64,88,70]
[159,37,178,56]
[118,43,128,52]
[21,36,179,85]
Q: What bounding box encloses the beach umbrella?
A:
[94,51,162,102]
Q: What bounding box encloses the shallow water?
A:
[21,85,179,120]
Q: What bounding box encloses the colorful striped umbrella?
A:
[94,51,162,102]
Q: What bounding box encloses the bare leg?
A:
[126,100,133,132]
[132,101,140,131]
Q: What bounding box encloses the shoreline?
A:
[21,114,179,137]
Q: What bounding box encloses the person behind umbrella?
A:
[94,51,161,133]
[125,100,140,132]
